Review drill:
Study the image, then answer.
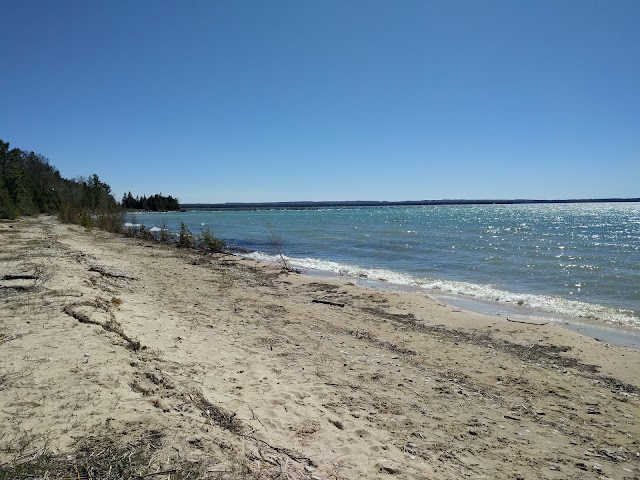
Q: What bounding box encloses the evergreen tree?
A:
[0,137,181,220]
[0,138,119,221]
[120,191,180,212]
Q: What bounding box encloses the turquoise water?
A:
[131,203,640,328]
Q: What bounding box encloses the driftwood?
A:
[506,317,549,326]
[0,285,30,291]
[312,299,345,308]
[1,274,38,281]
[89,265,137,280]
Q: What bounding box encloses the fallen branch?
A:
[89,265,137,280]
[506,318,548,326]
[243,434,312,464]
[0,285,30,291]
[188,390,244,434]
[1,274,38,281]
[312,299,345,308]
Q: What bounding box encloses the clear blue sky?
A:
[1,1,638,203]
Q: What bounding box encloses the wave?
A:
[245,251,640,328]
[124,224,165,233]
[418,279,638,327]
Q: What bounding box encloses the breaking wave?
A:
[246,251,639,328]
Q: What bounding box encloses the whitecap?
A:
[244,251,640,328]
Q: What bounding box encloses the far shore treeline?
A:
[0,139,180,224]
[121,192,179,212]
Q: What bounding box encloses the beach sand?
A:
[1,215,639,479]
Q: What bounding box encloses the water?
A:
[130,203,640,330]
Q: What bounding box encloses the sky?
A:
[1,1,639,203]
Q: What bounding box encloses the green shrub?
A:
[123,226,138,237]
[199,228,226,253]
[0,204,17,220]
[80,210,95,230]
[178,222,194,248]
[155,220,172,243]
[159,227,172,243]
[137,225,155,241]
[96,211,125,233]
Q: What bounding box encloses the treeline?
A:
[121,192,180,211]
[0,138,228,251]
[0,139,118,225]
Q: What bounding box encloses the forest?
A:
[0,139,180,227]
[121,192,180,212]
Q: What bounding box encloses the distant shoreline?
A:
[181,197,640,211]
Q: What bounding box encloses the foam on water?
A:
[417,279,637,326]
[246,251,640,328]
[133,203,640,331]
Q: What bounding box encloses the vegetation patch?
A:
[188,390,244,435]
[0,431,204,480]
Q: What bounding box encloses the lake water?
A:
[131,203,640,330]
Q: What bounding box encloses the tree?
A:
[121,191,181,211]
[0,138,119,221]
[265,222,295,272]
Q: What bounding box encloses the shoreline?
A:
[435,293,640,350]
[133,206,640,330]
[266,261,640,350]
[1,216,639,479]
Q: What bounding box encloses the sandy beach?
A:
[1,215,639,479]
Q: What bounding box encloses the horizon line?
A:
[180,197,640,210]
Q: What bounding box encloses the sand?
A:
[1,215,639,479]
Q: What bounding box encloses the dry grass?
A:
[0,430,205,480]
[111,296,123,306]
[0,428,316,480]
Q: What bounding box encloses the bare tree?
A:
[265,222,294,272]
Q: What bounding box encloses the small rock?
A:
[304,466,315,472]
[592,463,602,472]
